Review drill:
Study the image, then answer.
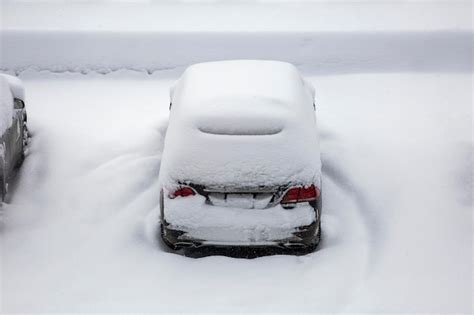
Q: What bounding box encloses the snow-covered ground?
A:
[0,69,471,312]
[0,0,472,312]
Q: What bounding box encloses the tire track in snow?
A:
[304,129,383,310]
[322,157,381,271]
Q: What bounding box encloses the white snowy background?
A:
[0,0,472,313]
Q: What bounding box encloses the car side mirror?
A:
[14,98,25,109]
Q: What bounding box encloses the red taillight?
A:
[281,184,320,204]
[169,186,196,199]
[281,187,300,203]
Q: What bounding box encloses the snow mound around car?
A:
[159,60,322,189]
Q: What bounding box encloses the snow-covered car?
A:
[0,74,28,201]
[159,60,322,254]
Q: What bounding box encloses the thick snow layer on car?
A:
[0,77,14,135]
[159,61,321,188]
[172,60,312,107]
[1,71,470,313]
[164,195,315,244]
[0,73,25,101]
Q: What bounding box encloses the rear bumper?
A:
[161,218,321,250]
[160,189,322,254]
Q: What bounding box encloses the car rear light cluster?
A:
[281,184,320,205]
[167,184,320,206]
[168,186,196,199]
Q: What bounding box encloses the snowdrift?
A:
[1,31,472,74]
[2,71,470,313]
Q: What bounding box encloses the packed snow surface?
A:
[0,70,471,313]
[160,60,321,188]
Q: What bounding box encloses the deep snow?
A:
[0,70,471,313]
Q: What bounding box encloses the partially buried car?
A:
[159,60,322,254]
[0,74,28,202]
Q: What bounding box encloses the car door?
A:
[11,98,25,168]
[1,117,15,195]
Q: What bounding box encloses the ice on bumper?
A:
[164,194,316,244]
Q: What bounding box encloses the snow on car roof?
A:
[170,60,315,136]
[172,60,310,109]
[0,76,14,135]
[0,73,25,101]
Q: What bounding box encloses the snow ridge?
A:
[1,31,472,74]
